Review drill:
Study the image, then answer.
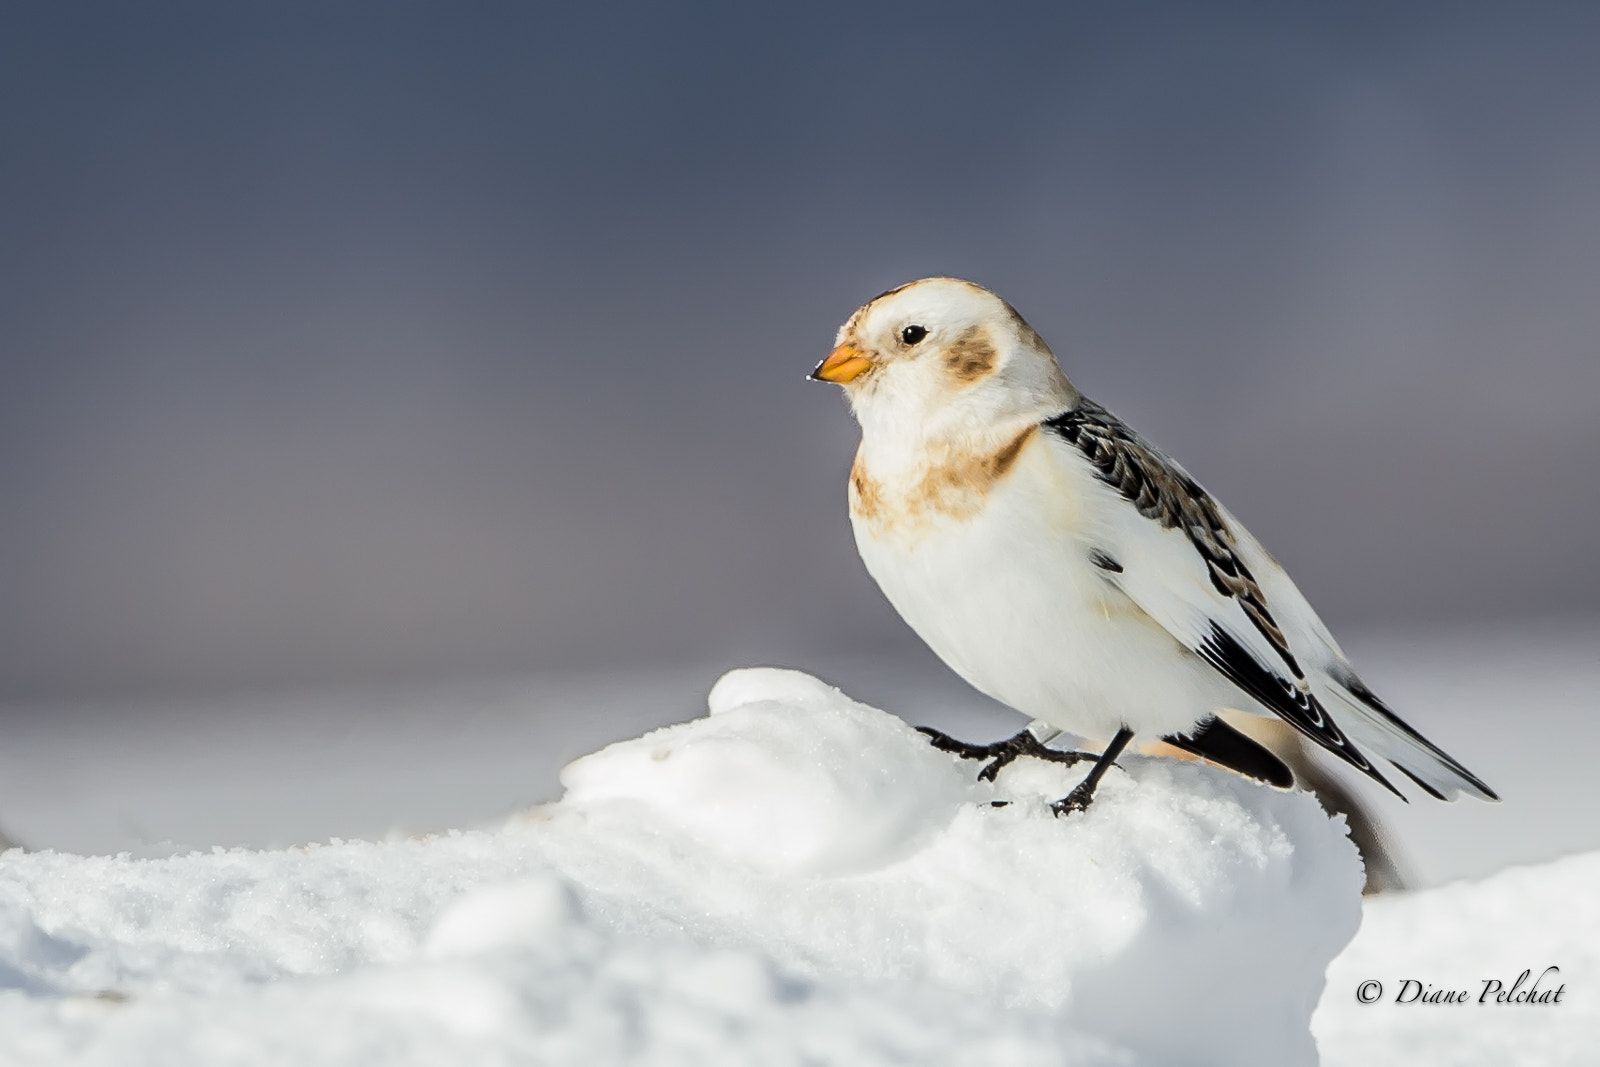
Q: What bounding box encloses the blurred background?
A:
[0,2,1595,883]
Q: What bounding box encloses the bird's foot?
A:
[1048,781,1099,817]
[1047,725,1136,818]
[915,726,1092,782]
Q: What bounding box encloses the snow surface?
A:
[2,616,1593,888]
[0,668,1366,1065]
[1316,850,1600,1066]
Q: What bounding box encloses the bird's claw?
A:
[914,726,999,760]
[1049,783,1097,818]
[915,726,1091,782]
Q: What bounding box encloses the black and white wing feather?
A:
[1044,400,1496,802]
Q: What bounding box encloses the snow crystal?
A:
[0,667,1367,1065]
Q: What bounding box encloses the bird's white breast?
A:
[849,431,1227,742]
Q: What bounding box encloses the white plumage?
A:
[812,277,1496,811]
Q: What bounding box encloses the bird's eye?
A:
[900,324,928,346]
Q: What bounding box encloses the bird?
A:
[810,276,1498,816]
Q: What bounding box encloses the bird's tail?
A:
[1322,673,1499,802]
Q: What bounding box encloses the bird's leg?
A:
[917,719,1092,782]
[1050,726,1136,817]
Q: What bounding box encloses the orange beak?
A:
[809,343,874,384]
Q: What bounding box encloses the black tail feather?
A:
[1163,717,1295,789]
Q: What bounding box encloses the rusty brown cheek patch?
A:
[850,425,1037,534]
[944,327,998,383]
[849,462,886,525]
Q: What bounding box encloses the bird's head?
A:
[811,277,1077,442]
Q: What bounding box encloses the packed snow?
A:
[0,668,1370,1065]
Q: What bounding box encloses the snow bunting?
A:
[811,277,1497,815]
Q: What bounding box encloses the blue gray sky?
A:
[2,2,1598,702]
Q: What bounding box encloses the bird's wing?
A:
[1040,402,1403,795]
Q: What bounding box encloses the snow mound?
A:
[1316,850,1600,1066]
[560,667,967,875]
[0,667,1364,1065]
